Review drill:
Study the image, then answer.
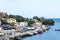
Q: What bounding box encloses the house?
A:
[7,18,16,23]
[42,25,47,29]
[20,22,28,27]
[14,22,28,29]
[0,18,7,24]
[33,19,38,22]
[0,12,7,17]
[1,18,7,21]
[32,22,42,27]
[14,22,21,29]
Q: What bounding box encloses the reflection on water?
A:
[23,19,60,40]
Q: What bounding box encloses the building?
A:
[20,22,28,27]
[33,19,38,22]
[0,12,7,17]
[7,18,16,23]
[14,22,28,29]
[14,22,21,29]
[32,22,42,27]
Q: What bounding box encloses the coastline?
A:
[0,25,50,40]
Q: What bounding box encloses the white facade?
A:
[32,22,42,27]
[42,25,47,29]
[35,22,42,26]
[20,22,28,27]
[33,19,38,22]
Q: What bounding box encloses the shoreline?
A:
[0,25,50,40]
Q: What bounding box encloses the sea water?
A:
[23,18,60,40]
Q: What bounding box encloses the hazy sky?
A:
[0,0,60,18]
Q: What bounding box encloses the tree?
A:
[33,16,39,20]
[8,14,16,18]
[1,20,9,25]
[8,14,25,22]
[26,19,35,26]
[9,22,15,26]
[40,17,45,22]
[42,19,54,26]
[15,15,25,22]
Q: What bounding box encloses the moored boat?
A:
[37,31,43,34]
[55,29,60,31]
[28,32,34,35]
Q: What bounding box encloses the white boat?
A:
[28,32,33,35]
[31,31,38,35]
[27,31,34,35]
[0,33,4,36]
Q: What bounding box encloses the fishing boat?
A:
[55,29,60,31]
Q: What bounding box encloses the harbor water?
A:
[23,19,60,40]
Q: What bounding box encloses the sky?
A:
[0,0,60,18]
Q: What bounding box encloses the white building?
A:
[42,25,47,29]
[32,22,42,27]
[35,22,42,26]
[7,18,16,23]
[20,22,28,27]
[33,19,38,22]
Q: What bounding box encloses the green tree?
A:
[40,17,45,22]
[15,15,25,22]
[10,22,15,26]
[27,19,35,26]
[8,14,16,18]
[1,20,9,25]
[42,19,54,26]
[8,14,25,22]
[33,16,39,20]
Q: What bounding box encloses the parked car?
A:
[2,25,15,30]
